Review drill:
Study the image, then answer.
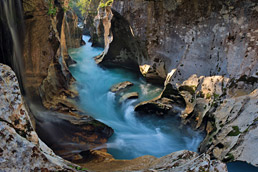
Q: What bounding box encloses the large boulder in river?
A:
[135,84,186,116]
[0,63,77,171]
[119,92,139,103]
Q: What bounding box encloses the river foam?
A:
[68,35,204,160]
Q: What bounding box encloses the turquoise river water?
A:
[68,36,257,171]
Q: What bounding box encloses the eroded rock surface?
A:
[112,0,258,85]
[80,150,227,172]
[22,0,114,163]
[0,63,77,171]
[119,92,139,103]
[110,81,134,93]
[135,84,186,116]
[104,0,258,166]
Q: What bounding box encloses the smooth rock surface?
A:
[119,92,139,103]
[110,81,134,93]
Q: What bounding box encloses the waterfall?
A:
[0,0,25,91]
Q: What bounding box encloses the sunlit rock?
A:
[81,150,227,172]
[119,92,139,103]
[110,81,134,93]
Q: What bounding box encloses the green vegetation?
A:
[206,92,212,99]
[98,0,113,9]
[74,0,113,16]
[47,0,57,16]
[196,90,205,98]
[76,0,92,16]
[227,126,241,136]
[68,165,88,171]
[223,153,235,162]
[213,93,220,99]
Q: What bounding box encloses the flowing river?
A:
[68,35,203,159]
[68,36,257,171]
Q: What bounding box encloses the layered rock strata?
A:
[22,0,114,162]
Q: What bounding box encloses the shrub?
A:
[47,0,57,16]
[227,126,241,136]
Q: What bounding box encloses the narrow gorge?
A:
[0,0,257,172]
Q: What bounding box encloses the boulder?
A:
[0,63,78,171]
[135,84,186,116]
[119,92,139,103]
[144,150,228,172]
[110,81,134,93]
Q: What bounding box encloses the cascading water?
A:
[68,35,204,159]
[69,36,258,172]
[0,0,25,88]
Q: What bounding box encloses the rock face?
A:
[199,89,258,166]
[35,109,114,162]
[90,0,258,166]
[144,150,228,172]
[81,150,227,172]
[83,0,104,46]
[112,0,258,85]
[23,0,82,100]
[22,0,114,162]
[135,84,186,116]
[95,9,144,73]
[0,63,77,171]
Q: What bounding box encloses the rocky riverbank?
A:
[87,0,258,167]
[0,0,257,171]
[1,0,113,163]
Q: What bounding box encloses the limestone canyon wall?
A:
[111,0,258,85]
[92,0,258,166]
[0,0,114,163]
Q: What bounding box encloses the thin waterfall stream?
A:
[68,35,203,159]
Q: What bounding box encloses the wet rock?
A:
[35,111,114,162]
[135,84,185,116]
[110,81,134,93]
[119,92,139,103]
[94,7,143,73]
[0,63,77,171]
[65,10,84,49]
[135,97,174,116]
